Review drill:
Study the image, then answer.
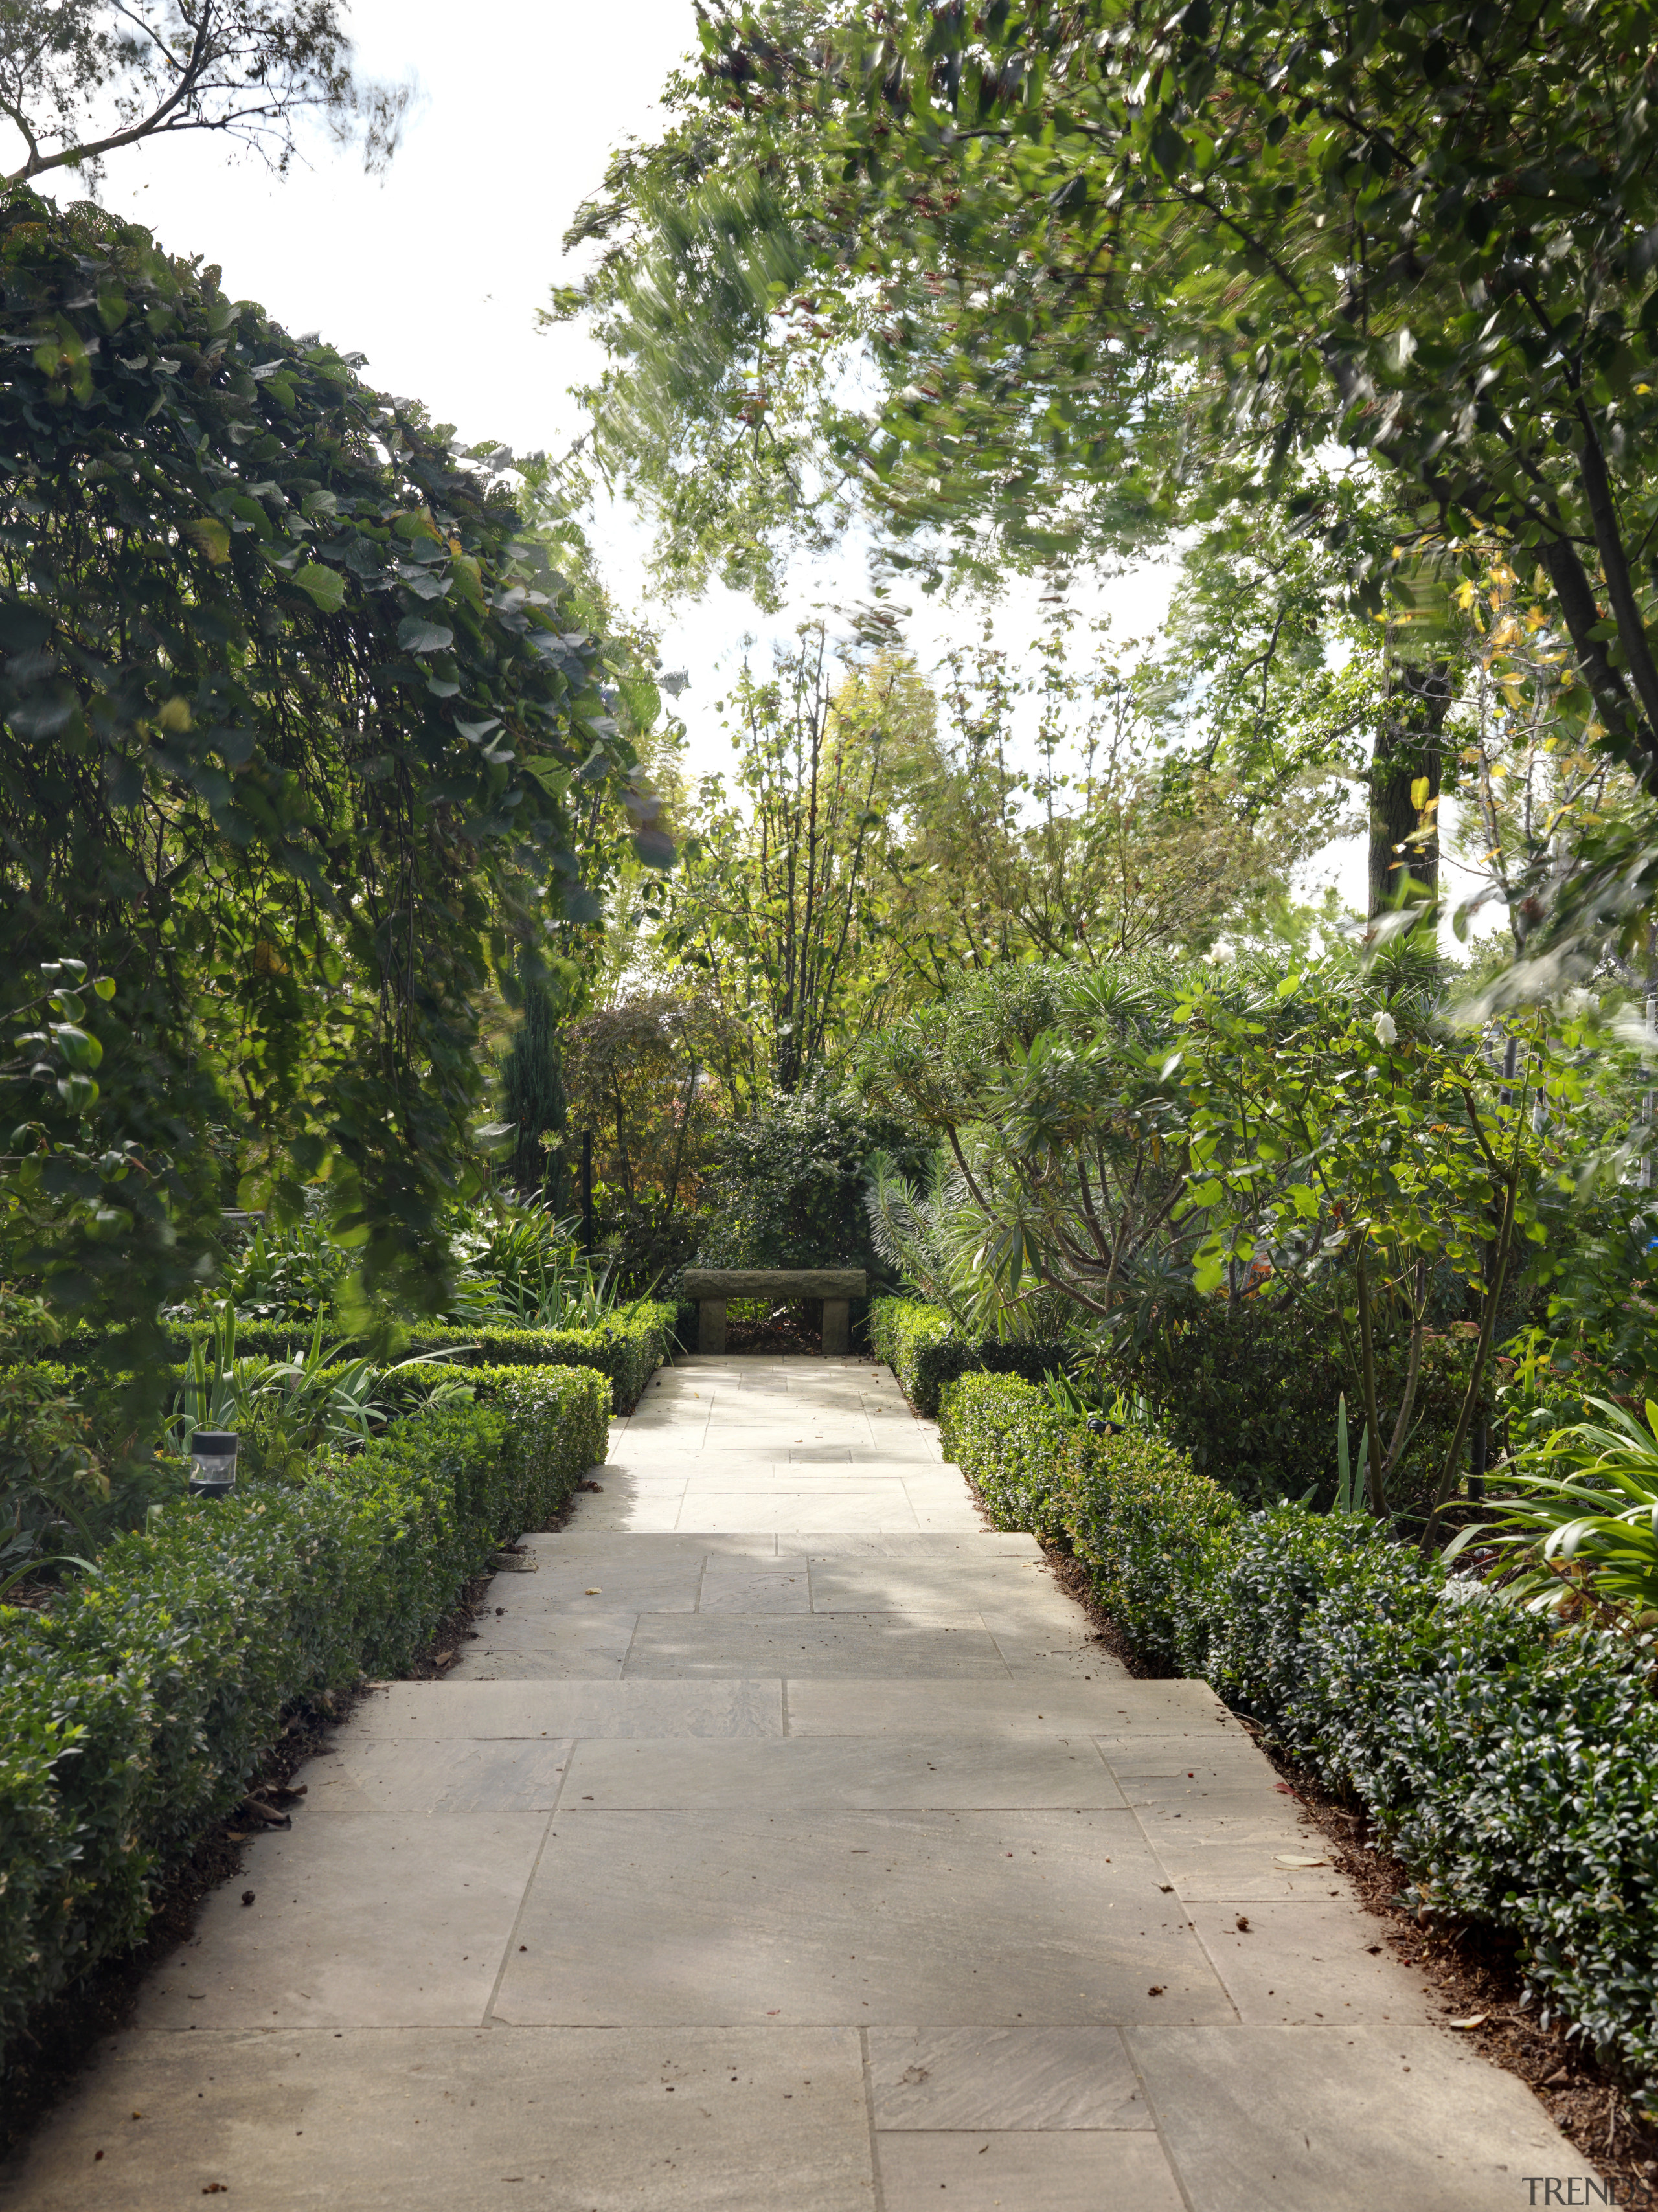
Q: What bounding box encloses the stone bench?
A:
[682,1268,868,1356]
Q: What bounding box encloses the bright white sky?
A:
[30,0,1455,937]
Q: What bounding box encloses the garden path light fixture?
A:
[188,1430,239,1498]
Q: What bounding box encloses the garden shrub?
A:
[938,1363,1658,2105]
[394,1306,674,1414]
[1198,1503,1441,1763]
[696,1088,926,1280]
[1107,1294,1495,1509]
[870,1296,1071,1417]
[1,1362,191,1578]
[0,1362,605,2054]
[938,1373,1067,1533]
[1052,1424,1238,1671]
[21,1300,676,1417]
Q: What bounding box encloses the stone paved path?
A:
[4,1354,1596,2209]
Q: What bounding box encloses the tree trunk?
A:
[1368,657,1453,919]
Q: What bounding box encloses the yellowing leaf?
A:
[185,518,232,565]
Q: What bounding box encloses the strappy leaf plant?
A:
[1446,1399,1658,1627]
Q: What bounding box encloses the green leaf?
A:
[51,1024,102,1070]
[292,561,347,614]
[184,519,232,565]
[397,616,455,655]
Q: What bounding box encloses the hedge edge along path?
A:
[941,1364,1658,2115]
[869,1294,1069,1419]
[0,1362,607,2054]
[5,1298,679,1417]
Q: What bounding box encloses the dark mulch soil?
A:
[1035,1531,1658,2206]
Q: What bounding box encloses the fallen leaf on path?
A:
[236,1800,290,1829]
[1448,2015,1490,2031]
[1274,1854,1328,1868]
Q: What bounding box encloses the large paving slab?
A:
[348,1678,786,1738]
[0,2026,871,2212]
[6,1348,1602,2210]
[134,1813,547,2030]
[560,1735,1123,1809]
[1127,2025,1596,2211]
[496,1809,1232,2026]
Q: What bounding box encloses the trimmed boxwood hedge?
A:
[12,1299,677,1417]
[941,1366,1658,2108]
[0,1362,606,2054]
[938,1370,1067,1531]
[870,1296,1070,1417]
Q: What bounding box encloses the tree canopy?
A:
[0,0,407,185]
[0,194,660,1360]
[560,0,1658,953]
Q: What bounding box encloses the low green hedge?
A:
[17,1300,675,1417]
[942,1366,1658,2107]
[1056,1423,1240,1673]
[0,1362,606,2054]
[870,1296,1070,1417]
[938,1371,1067,1531]
[394,1305,672,1413]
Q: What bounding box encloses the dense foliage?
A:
[1106,1292,1495,1514]
[563,993,743,1287]
[0,194,659,1382]
[696,1084,924,1276]
[943,1366,1658,2106]
[861,952,1652,1511]
[0,1363,608,2046]
[567,6,1658,827]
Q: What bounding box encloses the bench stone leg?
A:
[699,1298,727,1354]
[821,1298,850,1356]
